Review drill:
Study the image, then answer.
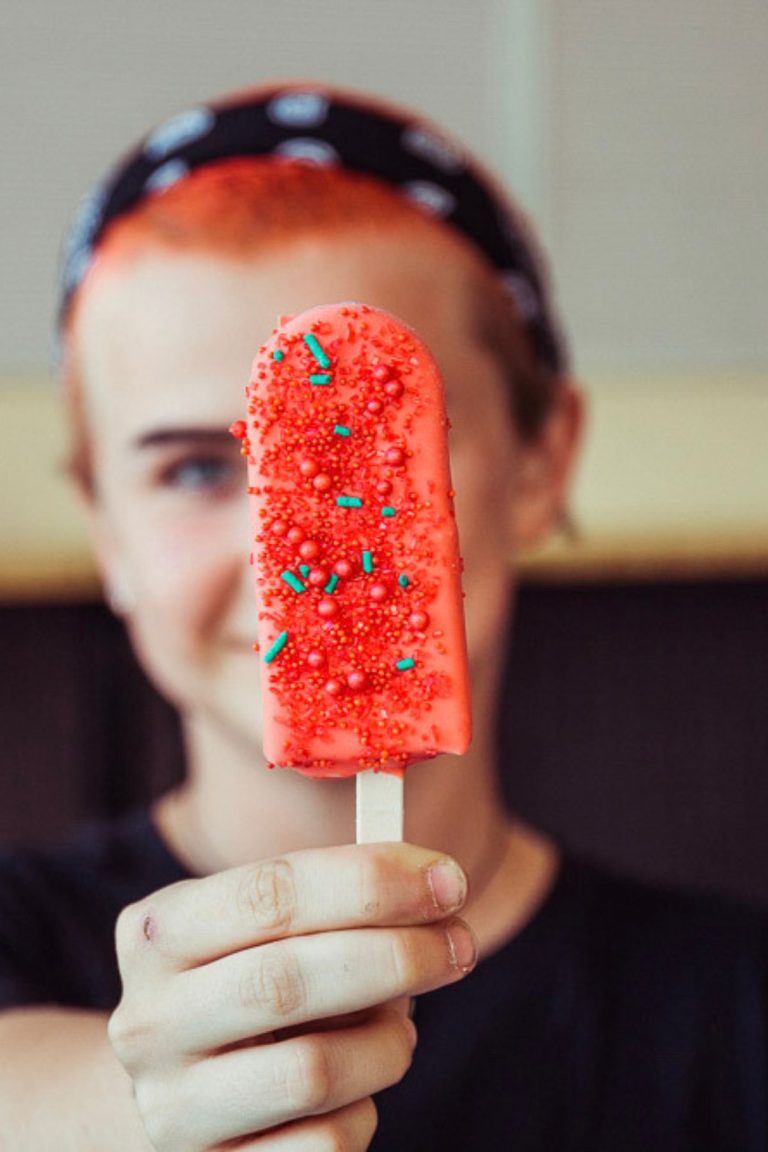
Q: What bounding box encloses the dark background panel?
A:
[1,581,766,906]
[500,580,768,906]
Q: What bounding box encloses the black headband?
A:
[59,84,568,373]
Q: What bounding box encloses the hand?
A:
[109,842,476,1150]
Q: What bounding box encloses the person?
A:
[0,82,765,1151]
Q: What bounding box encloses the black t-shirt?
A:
[1,810,766,1151]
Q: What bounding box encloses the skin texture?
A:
[0,225,582,1151]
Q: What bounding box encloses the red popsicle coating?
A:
[241,302,471,778]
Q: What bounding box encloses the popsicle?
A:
[234,303,471,806]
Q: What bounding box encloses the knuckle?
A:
[115,900,153,958]
[235,858,297,936]
[133,1081,178,1151]
[355,847,398,918]
[107,1001,152,1070]
[283,1035,334,1114]
[393,1020,416,1080]
[388,931,420,988]
[317,1098,378,1152]
[238,947,306,1020]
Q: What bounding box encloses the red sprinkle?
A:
[229,419,248,439]
[366,399,383,415]
[373,364,393,382]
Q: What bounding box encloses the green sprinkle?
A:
[362,550,374,574]
[280,570,306,594]
[337,496,363,508]
[396,657,416,671]
[272,349,284,361]
[303,333,331,368]
[333,424,352,437]
[298,564,311,578]
[380,506,397,518]
[324,573,339,594]
[310,373,333,385]
[264,631,289,664]
[398,574,411,588]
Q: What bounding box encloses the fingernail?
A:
[427,860,467,912]
[444,918,478,973]
[403,1015,418,1051]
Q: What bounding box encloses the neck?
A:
[154,655,559,954]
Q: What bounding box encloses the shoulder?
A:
[0,809,188,1010]
[573,855,768,938]
[0,808,187,913]
[563,854,768,1001]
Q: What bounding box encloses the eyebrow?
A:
[132,427,237,449]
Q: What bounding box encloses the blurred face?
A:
[75,228,538,754]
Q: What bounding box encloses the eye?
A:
[158,453,241,496]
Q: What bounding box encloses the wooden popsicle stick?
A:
[356,769,404,843]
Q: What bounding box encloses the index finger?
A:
[115,842,467,972]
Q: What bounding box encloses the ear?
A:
[509,382,586,550]
[72,481,136,616]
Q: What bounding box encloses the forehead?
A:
[74,226,499,436]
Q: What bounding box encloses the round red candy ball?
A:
[299,458,319,478]
[299,539,320,561]
[408,610,430,631]
[370,583,388,602]
[334,558,354,578]
[317,598,338,618]
[324,678,343,696]
[385,447,405,467]
[308,567,329,587]
[312,473,333,492]
[270,518,289,536]
[307,650,325,669]
[347,670,368,691]
[287,525,305,545]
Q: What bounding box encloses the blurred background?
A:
[1,0,766,901]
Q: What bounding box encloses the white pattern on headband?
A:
[400,180,457,217]
[267,91,330,128]
[273,138,340,166]
[401,124,466,174]
[500,271,540,320]
[145,159,190,193]
[144,107,215,161]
